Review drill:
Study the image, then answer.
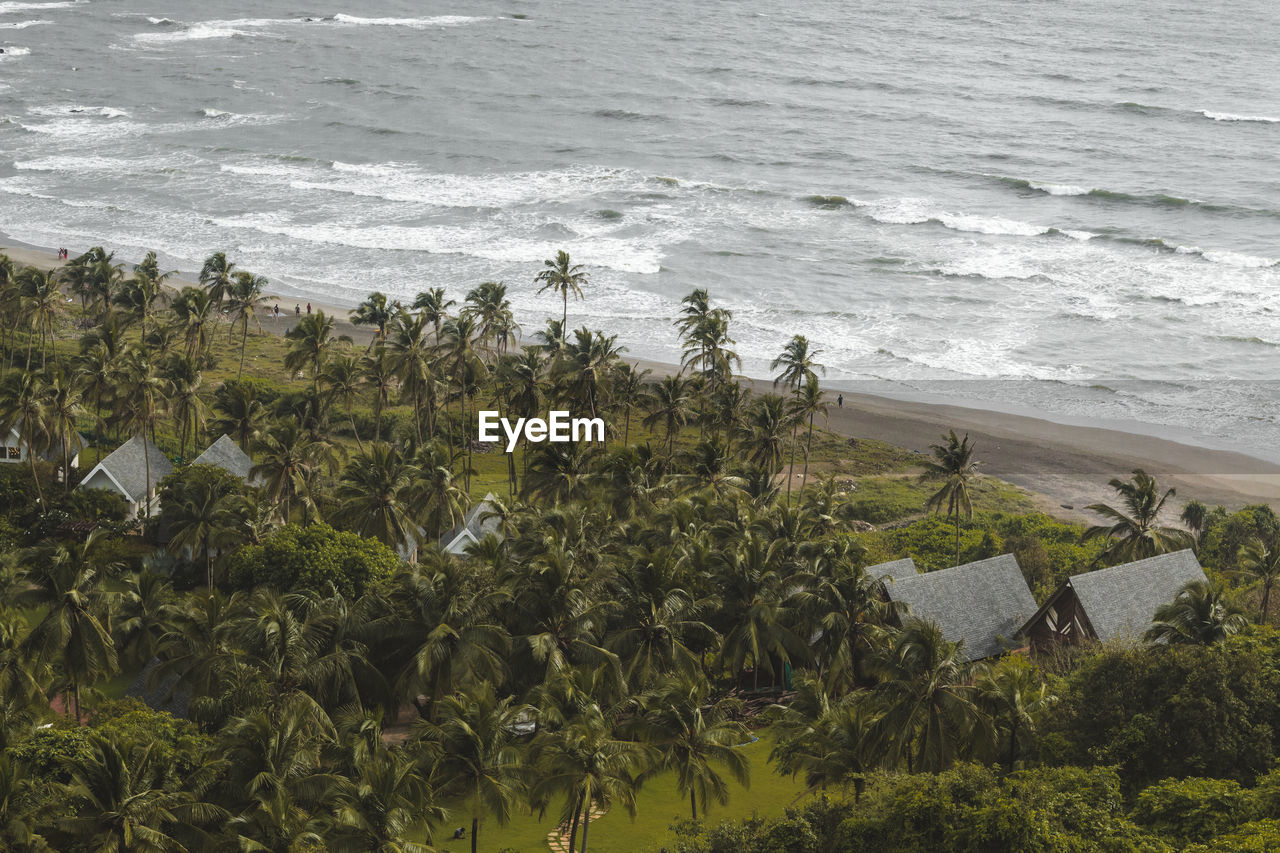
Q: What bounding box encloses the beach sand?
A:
[8,240,1280,521]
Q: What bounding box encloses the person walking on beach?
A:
[306,302,312,315]
[295,304,301,317]
[837,394,843,408]
[273,304,280,320]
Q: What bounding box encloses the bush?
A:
[226,522,400,597]
[1132,777,1255,843]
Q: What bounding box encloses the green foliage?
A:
[1199,504,1280,572]
[226,521,400,596]
[1040,635,1280,790]
[1131,777,1254,843]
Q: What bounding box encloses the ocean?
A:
[2,0,1279,458]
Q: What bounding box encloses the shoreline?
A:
[7,236,1280,519]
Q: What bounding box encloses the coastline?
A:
[7,236,1280,520]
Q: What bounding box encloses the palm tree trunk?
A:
[206,531,213,591]
[567,791,583,853]
[690,789,698,820]
[562,289,568,329]
[27,435,44,507]
[238,317,249,378]
[580,782,592,853]
[954,514,961,567]
[802,411,815,491]
[1263,582,1272,624]
[471,817,478,853]
[786,422,799,498]
[348,402,364,453]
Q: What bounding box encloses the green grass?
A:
[437,731,812,853]
[844,475,1039,525]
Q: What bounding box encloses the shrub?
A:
[226,522,400,597]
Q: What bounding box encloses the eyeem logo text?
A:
[477,411,605,452]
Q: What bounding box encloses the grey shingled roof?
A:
[123,658,190,719]
[868,557,920,585]
[192,434,253,481]
[89,436,174,501]
[439,493,502,549]
[886,554,1036,660]
[1067,549,1207,643]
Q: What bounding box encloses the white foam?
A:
[1201,250,1277,268]
[1060,229,1097,241]
[330,13,489,28]
[133,18,293,44]
[146,16,177,25]
[0,46,30,56]
[0,19,48,27]
[1201,111,1280,123]
[1030,182,1089,196]
[854,197,1049,236]
[0,1,74,12]
[29,104,129,118]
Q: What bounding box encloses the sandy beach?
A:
[8,239,1280,521]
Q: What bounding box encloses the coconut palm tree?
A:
[1236,536,1280,624]
[285,311,337,391]
[1181,499,1209,545]
[227,271,270,377]
[361,343,397,444]
[118,347,169,518]
[0,369,50,505]
[1083,469,1195,565]
[788,375,827,493]
[16,267,64,370]
[387,312,436,444]
[868,619,992,773]
[464,280,519,354]
[922,429,980,567]
[740,393,789,475]
[535,250,589,329]
[610,363,650,446]
[974,654,1056,767]
[18,531,120,721]
[350,291,395,344]
[331,743,438,853]
[414,682,531,853]
[770,335,824,497]
[716,532,807,689]
[39,365,85,493]
[643,375,692,456]
[251,420,333,523]
[212,380,268,451]
[166,476,244,590]
[1145,578,1249,645]
[555,328,625,420]
[120,251,174,342]
[407,440,469,540]
[412,286,455,340]
[198,251,236,307]
[440,314,486,488]
[332,443,417,552]
[631,678,749,820]
[164,354,209,461]
[768,675,879,796]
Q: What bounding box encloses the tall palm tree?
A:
[412,286,455,341]
[789,375,827,493]
[1144,578,1249,645]
[771,335,824,497]
[39,365,85,493]
[1236,536,1280,624]
[440,314,486,489]
[164,354,209,461]
[643,375,692,455]
[332,743,438,852]
[922,429,980,567]
[716,533,806,689]
[974,654,1056,767]
[868,619,992,773]
[1180,499,1209,546]
[740,393,789,474]
[251,420,333,523]
[631,678,749,820]
[610,363,650,446]
[387,312,436,444]
[18,531,120,720]
[464,280,519,354]
[407,440,469,540]
[414,682,531,853]
[227,271,270,377]
[212,380,267,451]
[0,369,50,505]
[332,442,416,552]
[198,251,236,307]
[121,251,174,342]
[535,249,589,329]
[1083,469,1195,564]
[166,475,244,590]
[284,311,337,391]
[118,347,169,518]
[350,291,395,343]
[555,328,625,420]
[16,267,64,370]
[361,342,397,444]
[319,351,368,452]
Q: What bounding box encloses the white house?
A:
[191,434,256,484]
[439,492,503,555]
[0,424,84,468]
[77,436,174,518]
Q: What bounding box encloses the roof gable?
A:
[1066,550,1206,643]
[886,553,1036,660]
[868,557,919,585]
[439,492,502,552]
[81,436,174,501]
[192,434,254,481]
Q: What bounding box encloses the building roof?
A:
[192,434,253,481]
[867,557,920,585]
[123,657,190,719]
[1057,549,1207,643]
[80,436,174,502]
[885,553,1036,660]
[440,492,502,554]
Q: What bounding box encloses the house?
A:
[883,553,1037,661]
[191,434,255,483]
[77,435,174,518]
[868,557,920,586]
[0,424,85,468]
[123,657,190,719]
[1018,549,1207,650]
[439,492,502,555]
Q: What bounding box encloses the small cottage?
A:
[883,553,1037,661]
[191,434,256,483]
[439,492,503,555]
[1018,549,1207,650]
[77,435,174,518]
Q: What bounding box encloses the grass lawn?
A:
[437,731,813,853]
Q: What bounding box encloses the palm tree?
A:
[740,393,789,474]
[351,291,395,343]
[387,312,436,444]
[412,286,455,340]
[716,533,807,689]
[332,443,416,552]
[40,365,85,493]
[1145,578,1249,645]
[166,475,244,590]
[164,354,209,461]
[532,706,647,853]
[610,363,650,446]
[643,375,692,455]
[974,655,1056,767]
[318,351,368,452]
[227,271,270,377]
[118,347,169,518]
[555,328,625,420]
[631,678,749,820]
[198,250,236,306]
[1236,536,1280,624]
[212,380,267,451]
[284,311,337,391]
[868,619,992,773]
[16,267,64,369]
[169,286,216,361]
[440,313,486,488]
[771,335,824,497]
[789,375,827,493]
[535,249,589,329]
[58,736,220,852]
[361,343,397,444]
[0,369,50,505]
[414,682,531,853]
[464,280,519,354]
[1181,499,1209,545]
[922,429,980,567]
[1083,469,1195,564]
[332,744,438,853]
[251,421,333,523]
[18,531,120,720]
[407,440,470,540]
[121,251,173,341]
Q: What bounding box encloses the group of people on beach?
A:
[56,248,69,260]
